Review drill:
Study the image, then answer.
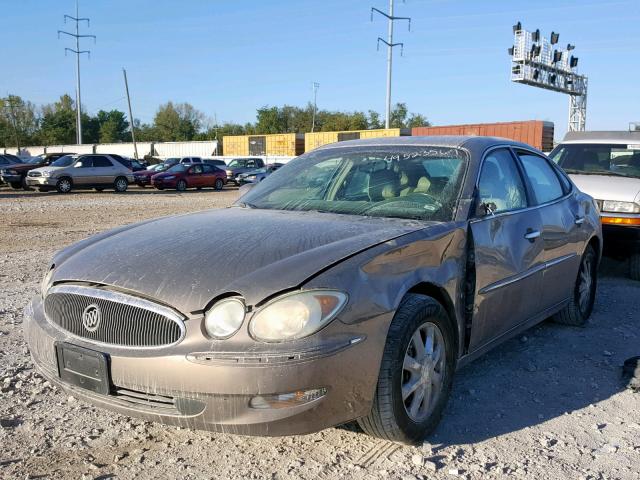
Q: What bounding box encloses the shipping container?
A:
[95,142,153,158]
[46,144,95,154]
[152,141,219,158]
[411,120,554,152]
[223,134,304,157]
[305,128,410,151]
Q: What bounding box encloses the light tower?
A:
[58,0,96,144]
[508,22,587,132]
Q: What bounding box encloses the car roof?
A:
[560,131,640,144]
[315,135,538,155]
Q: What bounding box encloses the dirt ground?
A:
[1,185,639,480]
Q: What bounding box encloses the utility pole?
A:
[311,82,320,132]
[371,1,411,128]
[122,68,138,159]
[58,0,95,145]
[3,96,21,151]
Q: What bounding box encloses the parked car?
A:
[179,156,203,165]
[26,154,134,193]
[225,157,265,185]
[237,163,284,185]
[551,130,640,279]
[0,153,72,190]
[0,154,24,185]
[133,163,171,187]
[151,163,226,191]
[106,154,145,172]
[24,137,601,443]
[203,159,227,168]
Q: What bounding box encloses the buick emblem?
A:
[82,304,102,332]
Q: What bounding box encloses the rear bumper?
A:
[23,295,383,436]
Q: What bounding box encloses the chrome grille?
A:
[28,171,42,177]
[44,285,185,348]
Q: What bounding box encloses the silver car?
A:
[26,154,134,193]
[551,130,640,279]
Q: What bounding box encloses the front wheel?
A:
[176,180,187,191]
[357,294,455,444]
[114,177,128,193]
[56,177,72,194]
[553,244,598,326]
[214,178,224,191]
[10,181,22,190]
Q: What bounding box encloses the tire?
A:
[37,187,48,193]
[21,176,31,190]
[357,294,456,444]
[214,178,224,191]
[9,182,22,190]
[552,244,598,326]
[114,177,128,193]
[629,253,640,281]
[56,177,73,194]
[176,180,187,192]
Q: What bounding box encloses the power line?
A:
[58,0,96,145]
[371,0,411,128]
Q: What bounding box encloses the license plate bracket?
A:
[55,342,111,395]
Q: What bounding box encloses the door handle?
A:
[575,216,585,225]
[524,229,541,241]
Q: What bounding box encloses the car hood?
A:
[32,166,67,175]
[50,208,426,313]
[569,173,640,203]
[2,162,39,172]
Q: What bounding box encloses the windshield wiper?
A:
[564,169,629,177]
[236,201,257,209]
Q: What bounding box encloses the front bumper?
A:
[24,295,383,436]
[26,176,57,187]
[1,173,22,183]
[152,178,178,189]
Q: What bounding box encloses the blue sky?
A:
[2,0,639,139]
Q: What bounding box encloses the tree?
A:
[39,94,77,145]
[153,101,204,141]
[95,110,129,143]
[0,95,40,148]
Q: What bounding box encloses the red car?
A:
[151,163,226,191]
[133,163,170,187]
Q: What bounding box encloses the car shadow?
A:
[0,187,237,199]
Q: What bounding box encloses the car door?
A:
[468,147,546,352]
[190,164,204,187]
[514,149,583,308]
[200,164,216,187]
[72,156,94,186]
[92,155,117,185]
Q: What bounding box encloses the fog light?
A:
[249,388,327,409]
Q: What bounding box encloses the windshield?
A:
[26,155,45,164]
[50,155,76,167]
[551,143,640,178]
[239,146,468,221]
[166,164,187,173]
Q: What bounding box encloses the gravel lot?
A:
[1,186,639,480]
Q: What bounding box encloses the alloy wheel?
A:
[115,178,128,192]
[401,321,446,423]
[58,179,71,193]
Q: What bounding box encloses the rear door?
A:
[469,147,546,351]
[190,164,204,187]
[515,149,583,307]
[92,155,117,185]
[200,164,216,187]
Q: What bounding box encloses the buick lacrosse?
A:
[25,136,601,443]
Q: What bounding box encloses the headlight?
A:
[5,169,17,175]
[601,200,640,214]
[249,290,348,342]
[226,170,233,176]
[247,175,256,180]
[204,298,246,339]
[42,171,51,177]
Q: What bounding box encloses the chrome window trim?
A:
[470,144,574,224]
[44,284,186,350]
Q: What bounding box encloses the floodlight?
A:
[532,29,540,42]
[567,44,575,51]
[550,32,560,44]
[570,56,579,68]
[508,46,514,56]
[513,21,522,33]
[549,74,557,84]
[533,69,540,80]
[553,50,563,63]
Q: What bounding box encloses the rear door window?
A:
[516,151,564,205]
[92,156,113,168]
[77,157,94,168]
